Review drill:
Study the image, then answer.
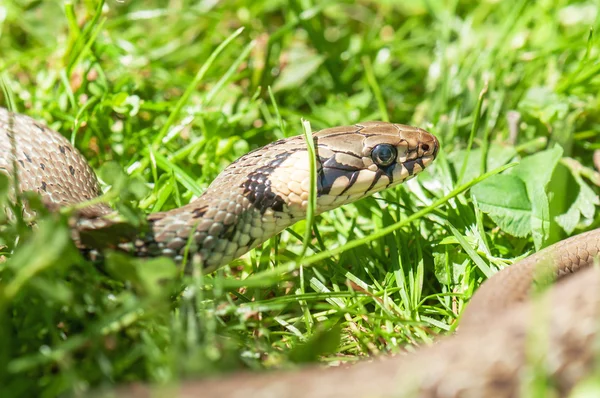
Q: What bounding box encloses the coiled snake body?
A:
[1,108,599,397]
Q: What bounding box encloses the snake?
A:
[0,108,438,269]
[1,107,599,397]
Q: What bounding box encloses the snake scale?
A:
[1,107,599,397]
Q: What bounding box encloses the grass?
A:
[1,0,599,397]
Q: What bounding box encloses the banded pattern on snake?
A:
[1,107,599,397]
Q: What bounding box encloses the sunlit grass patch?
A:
[0,0,599,396]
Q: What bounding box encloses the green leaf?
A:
[471,146,564,249]
[516,145,564,249]
[554,162,600,234]
[472,174,532,237]
[273,50,324,92]
[288,323,341,364]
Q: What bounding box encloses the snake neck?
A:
[126,142,317,269]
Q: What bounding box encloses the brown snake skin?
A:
[1,108,599,397]
[125,267,600,398]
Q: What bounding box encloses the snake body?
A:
[2,108,599,397]
[0,108,438,269]
[161,266,600,398]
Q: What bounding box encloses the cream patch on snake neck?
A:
[266,150,312,216]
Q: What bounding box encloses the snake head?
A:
[314,121,439,210]
[216,121,438,222]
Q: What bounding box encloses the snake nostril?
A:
[421,144,430,152]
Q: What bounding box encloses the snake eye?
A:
[371,144,397,167]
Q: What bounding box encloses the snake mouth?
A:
[419,154,436,169]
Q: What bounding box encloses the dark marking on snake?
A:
[59,145,66,154]
[340,170,360,195]
[269,152,290,168]
[404,160,415,176]
[18,159,24,167]
[269,138,289,147]
[329,149,363,160]
[192,205,208,219]
[319,154,363,195]
[230,142,302,167]
[368,162,396,192]
[322,131,371,140]
[367,169,384,192]
[322,155,361,171]
[241,152,289,214]
[69,165,75,176]
[41,181,47,191]
[319,167,348,195]
[34,123,45,133]
[40,163,45,170]
[23,152,32,163]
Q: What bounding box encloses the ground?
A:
[0,0,599,397]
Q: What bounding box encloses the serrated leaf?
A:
[516,145,563,249]
[471,145,563,249]
[471,174,531,237]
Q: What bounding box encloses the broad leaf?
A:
[472,145,564,249]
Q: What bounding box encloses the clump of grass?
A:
[0,1,599,397]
